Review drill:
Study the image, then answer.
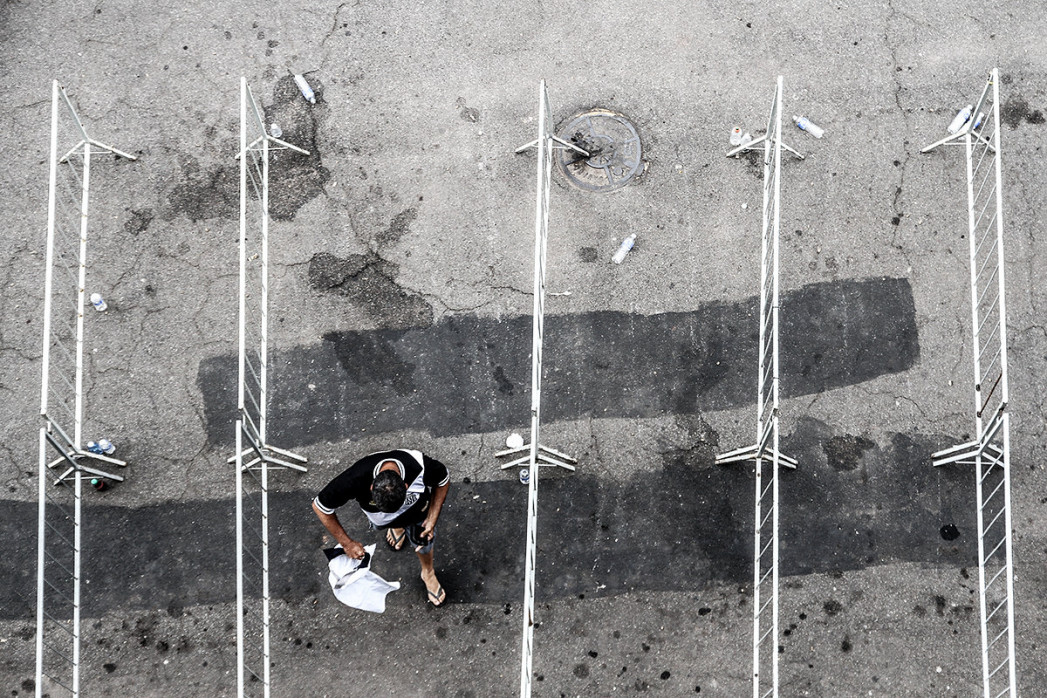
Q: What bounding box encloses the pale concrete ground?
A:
[2,1,1047,696]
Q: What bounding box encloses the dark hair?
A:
[372,469,406,513]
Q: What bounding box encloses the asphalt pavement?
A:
[2,1,1047,696]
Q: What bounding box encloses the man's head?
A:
[372,461,407,513]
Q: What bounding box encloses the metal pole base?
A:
[495,443,578,472]
[727,133,804,160]
[43,424,128,486]
[932,441,1003,468]
[227,444,309,472]
[920,128,995,154]
[715,443,798,469]
[236,132,310,160]
[515,135,589,157]
[46,452,127,486]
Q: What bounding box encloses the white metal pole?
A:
[992,69,1009,411]
[752,82,776,698]
[259,89,273,698]
[238,77,248,417]
[36,78,62,698]
[70,133,91,698]
[72,454,82,696]
[40,80,60,417]
[236,76,248,698]
[769,77,784,698]
[963,93,993,698]
[990,68,1017,697]
[35,427,47,698]
[974,456,989,698]
[74,140,90,450]
[259,97,270,447]
[262,461,271,698]
[520,79,553,698]
[235,420,245,696]
[752,457,762,698]
[1001,414,1017,695]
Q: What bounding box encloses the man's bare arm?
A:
[312,500,366,559]
[419,482,449,541]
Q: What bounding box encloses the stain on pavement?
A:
[199,276,919,446]
[308,251,435,329]
[0,420,975,620]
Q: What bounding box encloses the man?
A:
[312,448,449,606]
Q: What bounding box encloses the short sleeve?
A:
[422,454,450,487]
[314,467,364,514]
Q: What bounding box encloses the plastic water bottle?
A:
[270,123,282,138]
[730,127,743,146]
[90,293,107,312]
[293,74,316,104]
[90,478,107,491]
[612,234,636,264]
[87,439,115,455]
[740,132,753,146]
[519,468,530,485]
[972,112,986,130]
[793,115,824,138]
[947,104,973,134]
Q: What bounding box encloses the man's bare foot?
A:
[422,571,446,607]
[385,528,406,551]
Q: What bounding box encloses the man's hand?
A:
[415,482,448,550]
[419,517,436,542]
[342,539,366,559]
[312,500,366,560]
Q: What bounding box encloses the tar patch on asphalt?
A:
[199,276,919,446]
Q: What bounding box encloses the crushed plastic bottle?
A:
[90,293,107,312]
[270,123,282,138]
[612,234,636,264]
[947,104,973,134]
[793,115,824,138]
[293,74,316,104]
[87,439,115,455]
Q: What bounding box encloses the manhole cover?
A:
[555,109,643,192]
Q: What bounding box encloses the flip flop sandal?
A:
[427,585,447,607]
[385,528,406,551]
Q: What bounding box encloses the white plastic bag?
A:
[327,544,401,613]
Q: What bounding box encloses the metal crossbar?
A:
[233,78,310,698]
[495,80,586,698]
[36,80,136,698]
[924,69,1017,698]
[716,76,800,698]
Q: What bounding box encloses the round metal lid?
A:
[555,109,644,193]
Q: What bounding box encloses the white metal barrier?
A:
[716,76,801,698]
[232,77,310,698]
[922,68,1017,698]
[36,80,136,698]
[494,80,586,698]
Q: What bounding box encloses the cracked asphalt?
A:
[2,1,1047,696]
